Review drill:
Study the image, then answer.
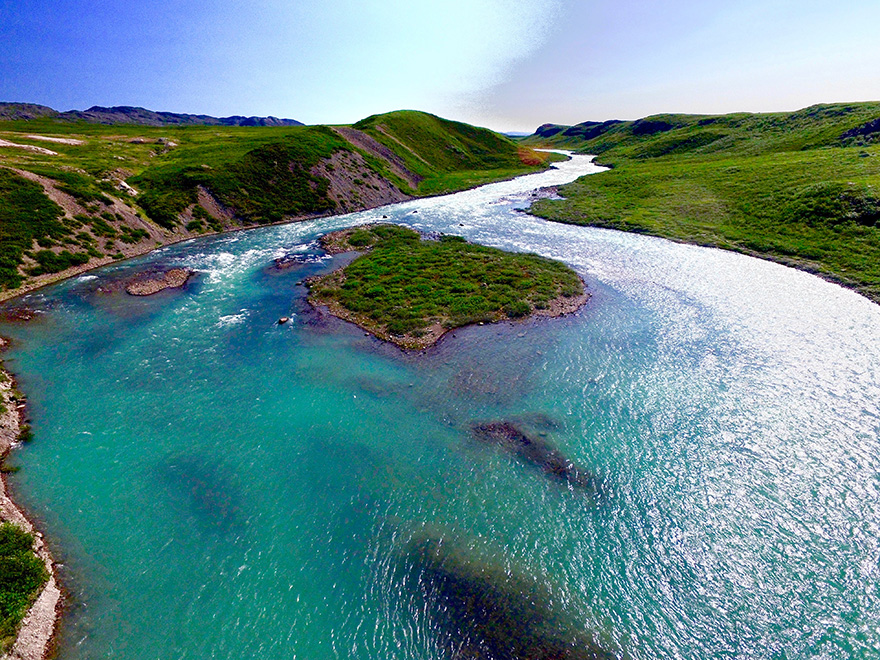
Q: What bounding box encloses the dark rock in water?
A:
[271,252,325,272]
[159,455,243,533]
[511,412,560,432]
[406,534,619,660]
[471,421,600,493]
[0,306,38,322]
[278,317,290,324]
[125,268,193,296]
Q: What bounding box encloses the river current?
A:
[2,155,879,659]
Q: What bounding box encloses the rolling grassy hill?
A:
[0,109,550,298]
[525,102,880,302]
[351,110,548,194]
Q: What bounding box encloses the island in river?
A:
[307,224,588,350]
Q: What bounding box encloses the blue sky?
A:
[2,0,878,131]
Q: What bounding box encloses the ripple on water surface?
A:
[1,155,879,659]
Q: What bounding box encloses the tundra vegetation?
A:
[308,225,584,347]
[0,108,551,297]
[525,102,880,302]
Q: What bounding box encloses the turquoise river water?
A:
[1,155,879,659]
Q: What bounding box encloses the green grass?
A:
[130,125,350,226]
[0,110,548,294]
[352,110,550,194]
[0,523,48,651]
[0,170,72,288]
[526,102,880,302]
[524,102,880,158]
[310,225,583,342]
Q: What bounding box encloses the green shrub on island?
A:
[309,225,583,343]
[0,523,48,650]
[346,229,375,247]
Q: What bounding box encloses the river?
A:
[1,154,879,659]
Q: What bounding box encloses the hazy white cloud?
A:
[478,0,880,129]
[3,0,877,130]
[209,0,564,123]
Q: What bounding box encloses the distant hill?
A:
[0,102,303,127]
[350,110,543,194]
[522,103,880,156]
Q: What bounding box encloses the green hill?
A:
[0,109,550,299]
[524,102,880,158]
[352,110,545,194]
[525,102,880,302]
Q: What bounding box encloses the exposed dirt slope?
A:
[311,150,412,213]
[332,127,423,189]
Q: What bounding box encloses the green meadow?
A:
[527,103,880,302]
[0,111,549,293]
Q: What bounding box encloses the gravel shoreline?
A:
[0,341,60,660]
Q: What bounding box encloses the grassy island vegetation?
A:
[525,102,880,302]
[0,523,48,650]
[308,224,586,349]
[0,107,551,298]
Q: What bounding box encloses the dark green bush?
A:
[27,250,90,276]
[16,425,33,443]
[0,170,70,289]
[0,523,48,650]
[347,230,374,247]
[504,300,531,318]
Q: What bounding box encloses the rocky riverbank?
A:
[0,341,60,660]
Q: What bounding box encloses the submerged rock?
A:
[0,306,38,322]
[471,421,601,493]
[159,455,243,533]
[406,533,619,660]
[270,252,325,272]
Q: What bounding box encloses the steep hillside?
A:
[351,110,549,194]
[0,109,551,299]
[526,102,880,303]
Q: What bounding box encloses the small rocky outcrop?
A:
[840,117,880,144]
[125,268,193,296]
